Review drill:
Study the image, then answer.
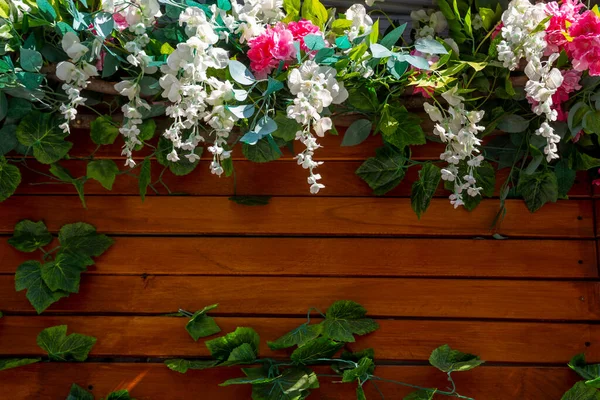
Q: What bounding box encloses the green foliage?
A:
[205,327,260,364]
[138,157,151,201]
[229,196,271,206]
[561,382,600,400]
[569,354,600,387]
[12,220,113,313]
[301,0,328,29]
[411,162,441,218]
[517,169,558,212]
[381,107,425,150]
[0,357,41,371]
[16,111,72,164]
[341,119,372,147]
[37,325,97,361]
[185,304,221,341]
[242,137,281,163]
[0,156,21,202]
[356,145,407,195]
[67,383,136,400]
[321,300,379,342]
[429,344,484,372]
[156,137,203,175]
[90,116,120,145]
[49,163,87,208]
[87,160,119,190]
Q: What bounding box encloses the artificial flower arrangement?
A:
[0,0,600,217]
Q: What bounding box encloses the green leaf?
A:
[569,152,600,171]
[20,48,43,72]
[555,159,576,199]
[290,337,344,365]
[346,87,379,112]
[205,327,260,363]
[90,116,120,145]
[0,92,6,122]
[356,145,407,195]
[584,110,600,134]
[164,359,219,373]
[561,382,600,400]
[320,300,379,343]
[186,304,221,341]
[105,389,134,400]
[268,323,323,350]
[462,161,496,211]
[569,102,591,136]
[242,136,281,163]
[0,357,41,371]
[380,23,407,49]
[0,124,18,155]
[37,325,97,361]
[66,383,94,400]
[16,111,72,164]
[0,156,21,201]
[272,113,301,142]
[429,344,484,373]
[301,0,328,29]
[15,260,68,314]
[342,357,374,383]
[383,108,425,150]
[404,389,436,400]
[283,0,300,21]
[497,114,530,133]
[252,367,319,400]
[138,119,156,143]
[8,220,52,252]
[517,169,558,212]
[357,386,366,400]
[341,119,372,146]
[411,162,441,218]
[228,195,271,206]
[331,19,353,35]
[87,160,119,190]
[156,136,203,175]
[49,163,86,208]
[58,222,114,259]
[139,157,151,202]
[41,252,86,293]
[568,354,600,383]
[220,367,276,386]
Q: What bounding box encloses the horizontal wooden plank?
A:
[0,363,580,399]
[1,316,597,363]
[1,276,597,319]
[15,160,592,198]
[0,197,593,238]
[1,237,596,278]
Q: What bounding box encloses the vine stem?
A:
[369,376,474,400]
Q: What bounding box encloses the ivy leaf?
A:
[7,98,32,120]
[252,367,319,400]
[205,327,260,363]
[341,357,374,383]
[356,146,407,195]
[0,125,18,156]
[382,108,425,150]
[164,359,219,374]
[16,111,73,164]
[320,300,379,343]
[272,112,301,142]
[90,116,120,145]
[37,325,97,361]
[0,358,41,371]
[220,366,276,386]
[429,344,484,373]
[105,390,134,400]
[8,220,53,252]
[49,163,86,208]
[15,260,68,314]
[569,152,600,171]
[268,323,323,350]
[242,137,281,163]
[41,252,87,293]
[357,386,366,400]
[290,337,344,365]
[341,119,372,147]
[139,157,151,201]
[87,160,119,190]
[404,389,437,399]
[0,156,21,202]
[58,222,114,260]
[561,382,600,400]
[498,114,530,133]
[186,304,221,341]
[66,383,94,400]
[156,137,203,176]
[555,159,576,199]
[517,169,558,212]
[411,162,441,219]
[568,354,600,384]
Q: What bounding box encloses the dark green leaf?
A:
[20,48,43,72]
[584,110,600,134]
[242,137,281,163]
[0,124,18,155]
[164,359,219,373]
[15,260,68,314]
[356,146,407,195]
[290,337,344,365]
[517,169,558,212]
[205,327,260,362]
[342,357,374,383]
[252,367,319,400]
[0,156,21,201]
[220,367,276,386]
[569,152,600,171]
[58,222,114,259]
[561,382,600,400]
[497,114,530,133]
[41,252,86,293]
[341,119,372,147]
[320,300,379,343]
[0,357,41,371]
[87,160,119,190]
[380,23,407,49]
[228,196,271,206]
[139,157,151,201]
[90,116,120,145]
[429,344,484,373]
[48,163,86,208]
[272,113,301,142]
[16,111,72,164]
[36,325,97,361]
[268,323,323,350]
[383,109,425,150]
[569,102,591,136]
[8,219,52,252]
[411,162,441,218]
[555,159,576,199]
[105,389,134,400]
[156,136,203,175]
[568,354,600,383]
[66,383,94,400]
[186,304,221,341]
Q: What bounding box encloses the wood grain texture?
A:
[0,197,593,238]
[1,276,598,319]
[1,237,596,278]
[0,363,580,400]
[14,160,592,198]
[0,316,597,363]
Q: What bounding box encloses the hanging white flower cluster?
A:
[231,0,284,43]
[159,7,235,176]
[410,9,448,40]
[286,60,349,193]
[55,32,98,134]
[344,5,373,40]
[424,87,485,208]
[102,0,162,34]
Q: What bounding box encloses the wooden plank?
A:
[15,160,592,198]
[0,197,593,238]
[0,316,597,363]
[0,363,580,399]
[1,237,596,278]
[0,276,597,319]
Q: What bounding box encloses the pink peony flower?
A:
[247,23,297,79]
[567,11,600,76]
[287,19,321,51]
[545,0,585,54]
[113,13,129,31]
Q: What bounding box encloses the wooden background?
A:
[0,120,598,399]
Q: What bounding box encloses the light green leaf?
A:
[58,222,114,259]
[66,383,94,400]
[15,260,68,314]
[205,327,260,362]
[561,382,600,400]
[429,344,484,373]
[283,0,300,21]
[90,116,120,145]
[220,367,276,386]
[0,156,21,202]
[186,304,221,341]
[411,162,441,218]
[37,325,97,361]
[357,386,366,400]
[87,160,119,190]
[16,111,72,164]
[517,169,558,212]
[320,300,379,343]
[301,0,328,29]
[268,323,323,350]
[252,367,319,400]
[290,337,344,365]
[0,357,41,371]
[342,357,374,383]
[222,342,257,366]
[8,220,52,252]
[356,145,407,195]
[164,359,218,374]
[41,252,86,293]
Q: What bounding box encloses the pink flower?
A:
[573,130,584,143]
[247,23,297,78]
[96,49,106,71]
[491,22,503,40]
[113,13,129,31]
[567,11,600,76]
[287,20,321,51]
[545,0,585,54]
